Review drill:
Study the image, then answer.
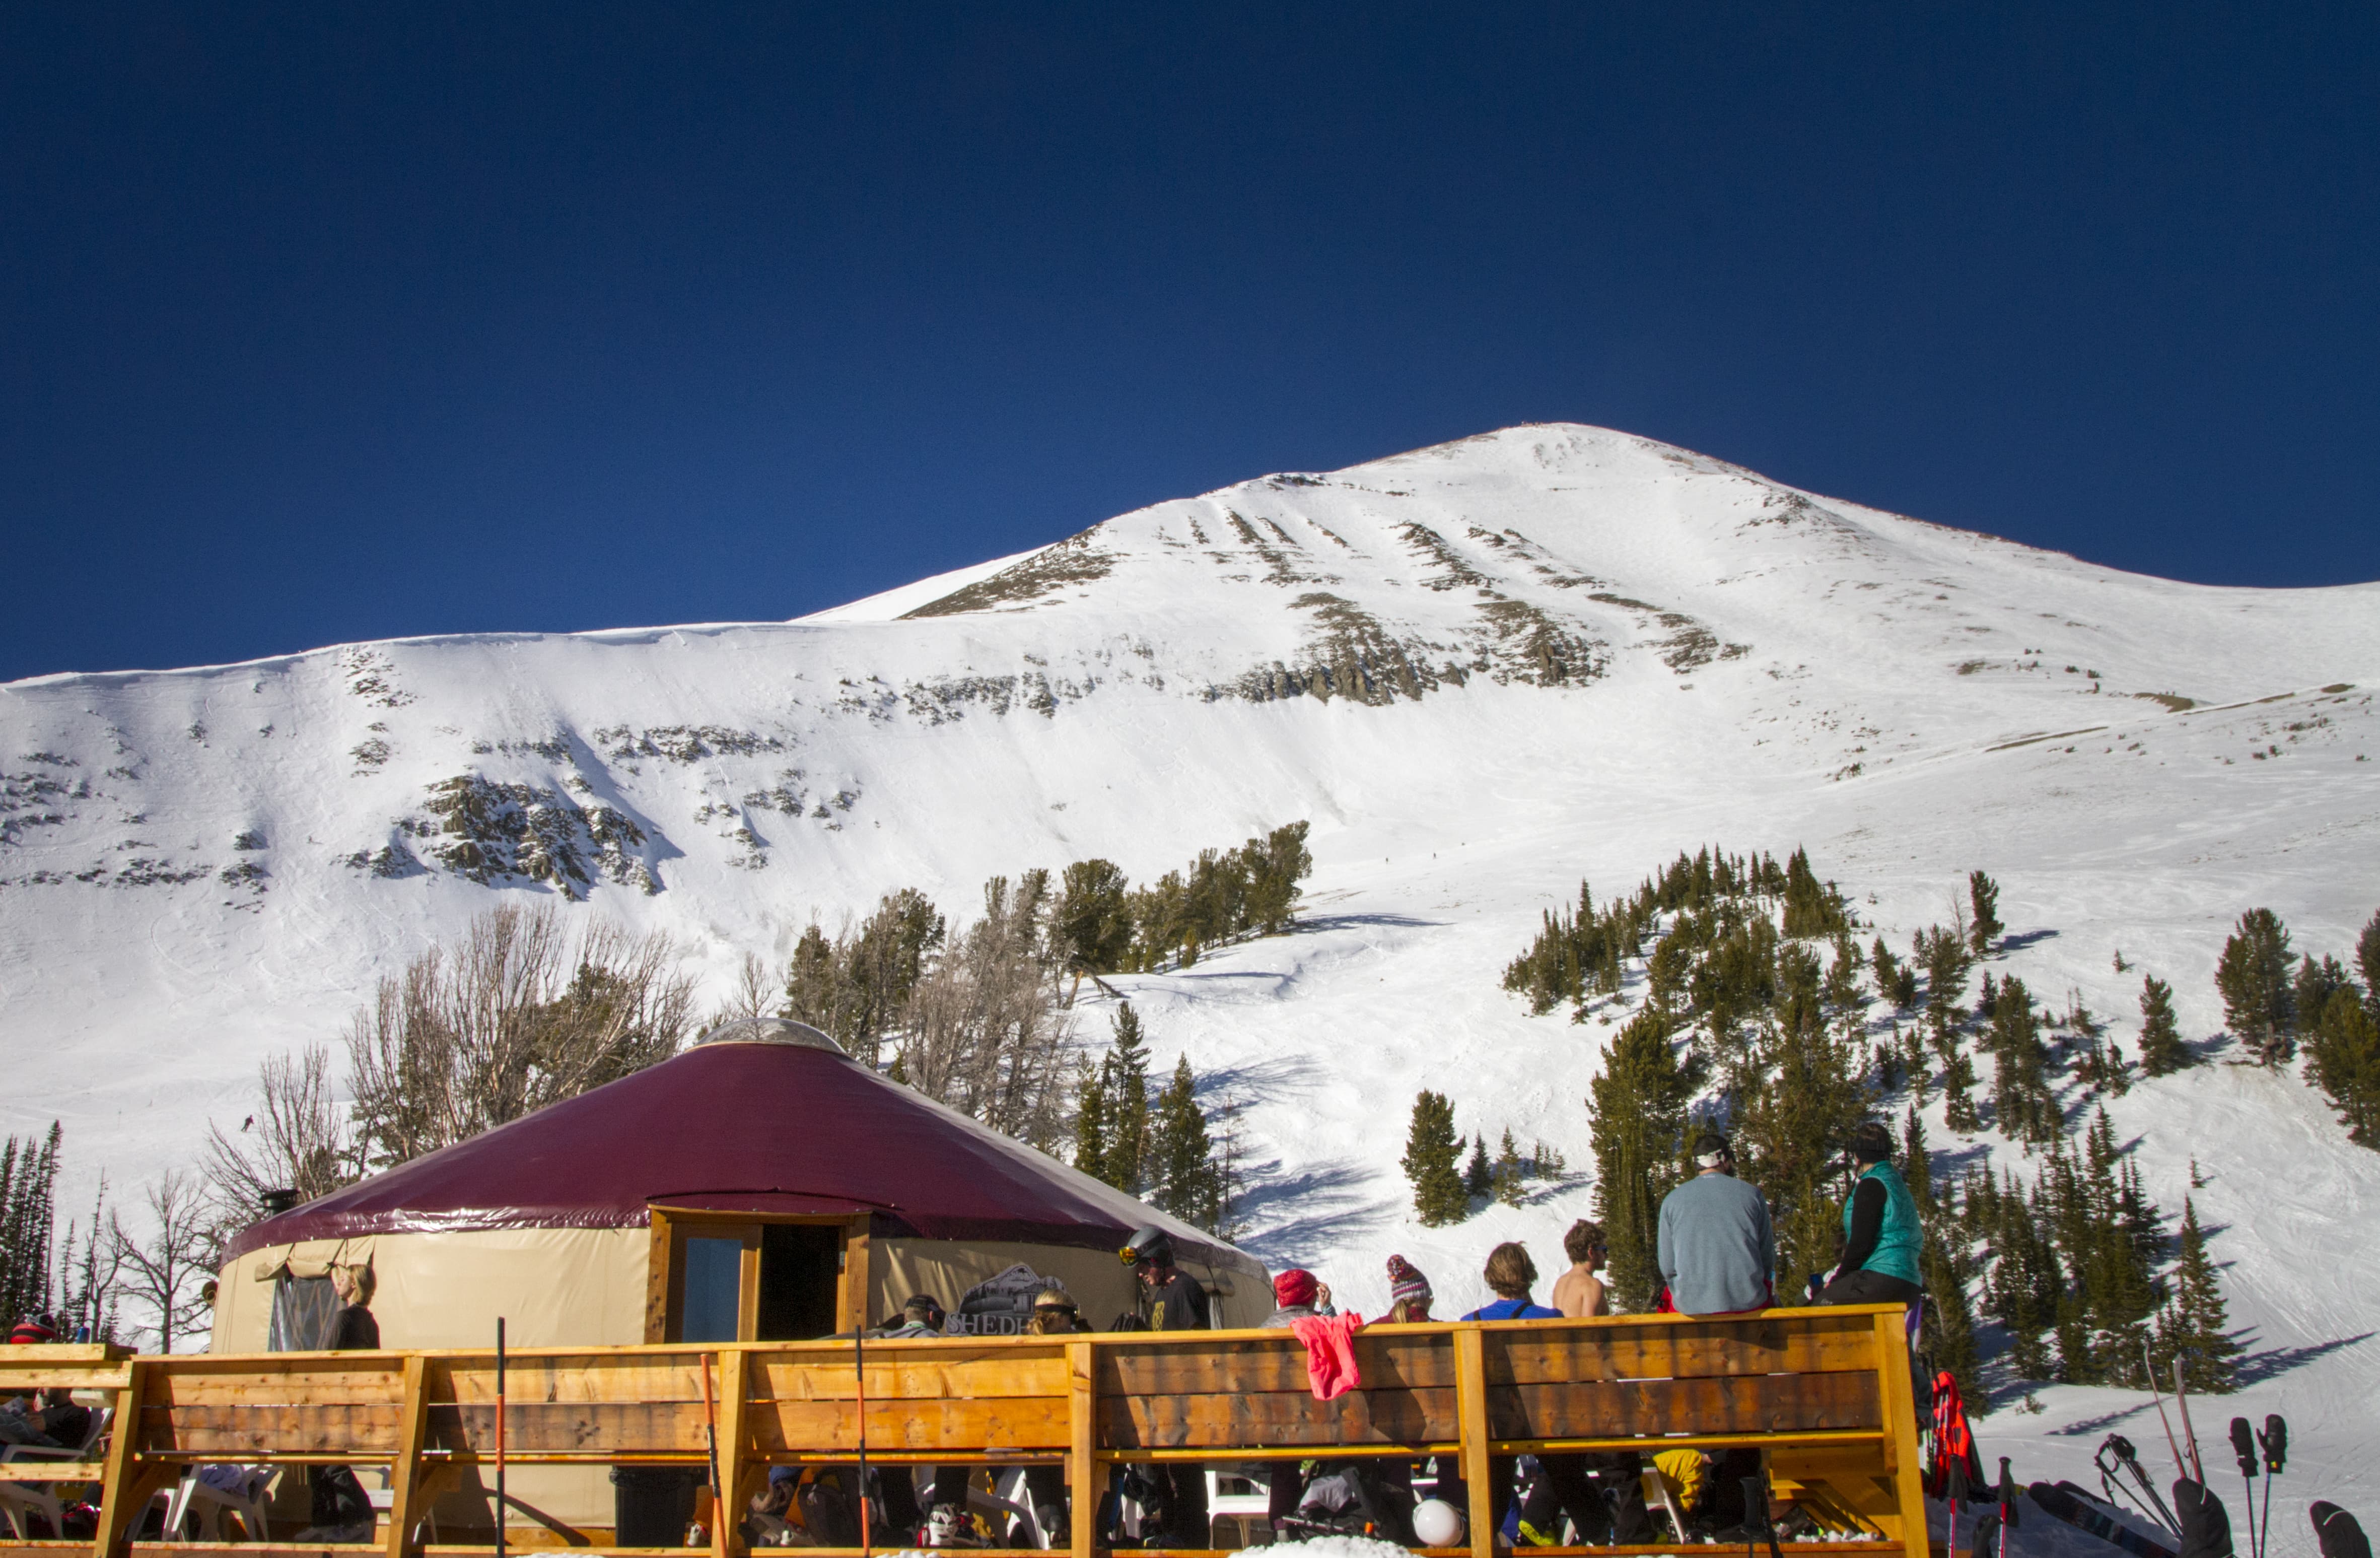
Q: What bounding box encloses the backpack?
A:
[1926,1371,1986,1499]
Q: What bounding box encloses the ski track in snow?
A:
[2,424,2375,1524]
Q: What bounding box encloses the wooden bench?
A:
[0,1303,1924,1558]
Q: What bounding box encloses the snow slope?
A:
[3,423,2375,1515]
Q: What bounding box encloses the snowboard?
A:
[2029,1481,2180,1558]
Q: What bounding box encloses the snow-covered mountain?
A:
[5,423,2376,1502]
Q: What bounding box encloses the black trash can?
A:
[611,1465,701,1547]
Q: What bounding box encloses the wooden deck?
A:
[0,1304,1927,1558]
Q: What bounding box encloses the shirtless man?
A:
[1550,1220,1609,1318]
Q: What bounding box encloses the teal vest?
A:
[1847,1161,1923,1284]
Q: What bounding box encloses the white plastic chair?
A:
[0,1406,111,1538]
[161,1465,282,1542]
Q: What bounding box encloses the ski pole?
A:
[496,1317,507,1558]
[2103,1435,2181,1536]
[2257,1414,2287,1558]
[854,1323,871,1558]
[2144,1339,2192,1482]
[1997,1457,2019,1558]
[699,1351,723,1533]
[2171,1359,2206,1486]
[1947,1455,1969,1557]
[2228,1419,2259,1558]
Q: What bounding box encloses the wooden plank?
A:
[383,1354,434,1558]
[1491,1318,1878,1383]
[751,1396,1070,1453]
[710,1350,748,1558]
[755,1352,1067,1403]
[646,1210,673,1345]
[1489,1373,1881,1440]
[1066,1341,1094,1558]
[429,1401,706,1455]
[441,1357,714,1405]
[1100,1314,1874,1397]
[1099,1387,1456,1449]
[145,1371,410,1407]
[1102,1333,1450,1396]
[1454,1326,1493,1558]
[1092,1372,1875,1451]
[0,1369,133,1392]
[137,1401,407,1456]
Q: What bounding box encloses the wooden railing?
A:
[0,1303,1926,1558]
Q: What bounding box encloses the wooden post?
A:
[383,1353,434,1558]
[91,1359,155,1558]
[646,1210,674,1343]
[713,1347,751,1558]
[1067,1339,1097,1558]
[1453,1325,1494,1558]
[1873,1310,1928,1554]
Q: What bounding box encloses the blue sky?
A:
[4,4,2374,683]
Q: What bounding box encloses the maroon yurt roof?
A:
[226,1020,1254,1270]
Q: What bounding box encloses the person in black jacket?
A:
[1121,1228,1209,1547]
[299,1266,380,1541]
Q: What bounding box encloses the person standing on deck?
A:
[1122,1227,1210,1548]
[298,1265,379,1542]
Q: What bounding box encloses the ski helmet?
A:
[1118,1225,1173,1267]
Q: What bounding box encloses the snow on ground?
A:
[1,424,2374,1521]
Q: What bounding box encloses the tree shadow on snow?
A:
[1232,1154,1403,1270]
[2046,1402,2161,1437]
[1290,912,1449,935]
[1196,1053,1323,1107]
[1999,929,2060,952]
[2233,1331,2375,1387]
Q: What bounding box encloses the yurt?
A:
[215,1018,1270,1535]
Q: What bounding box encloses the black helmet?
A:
[1119,1225,1173,1267]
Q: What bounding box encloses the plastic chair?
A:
[0,1406,111,1538]
[161,1465,282,1542]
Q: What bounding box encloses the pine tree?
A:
[1588,1011,1694,1310]
[0,1124,62,1331]
[2216,908,2298,1064]
[1988,977,2059,1147]
[1462,1133,1492,1199]
[1984,1170,2062,1380]
[1969,871,2003,956]
[1902,1107,1935,1216]
[1920,1218,1981,1404]
[1055,859,1136,992]
[1147,1055,1225,1232]
[2293,956,2351,1039]
[1493,1128,1526,1207]
[2358,908,2380,1008]
[2138,974,2192,1075]
[1781,847,1848,939]
[1071,1056,1108,1183]
[2154,1198,2240,1393]
[1734,1000,1870,1290]
[1873,938,1914,1009]
[1403,1091,1468,1227]
[1939,1012,1982,1133]
[2306,987,2380,1147]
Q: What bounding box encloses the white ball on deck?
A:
[1411,1499,1464,1547]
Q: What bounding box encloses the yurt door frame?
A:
[644,1208,871,1343]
